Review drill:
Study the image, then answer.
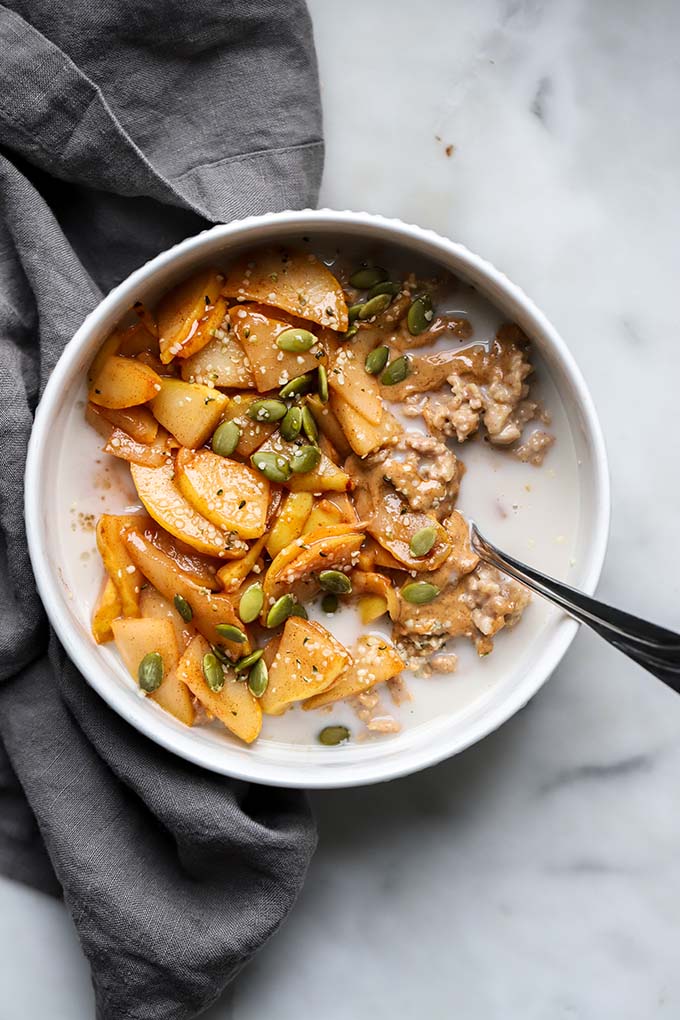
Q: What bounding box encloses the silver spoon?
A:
[469,522,680,688]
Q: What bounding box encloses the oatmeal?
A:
[403,328,551,449]
[360,432,462,517]
[515,429,555,466]
[393,562,530,661]
[84,245,552,747]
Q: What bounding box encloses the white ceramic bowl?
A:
[25,210,610,788]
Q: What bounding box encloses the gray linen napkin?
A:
[0,2,323,1016]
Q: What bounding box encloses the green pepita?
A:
[251,451,292,483]
[215,623,247,643]
[266,593,296,628]
[202,651,225,692]
[365,345,390,376]
[212,645,231,664]
[301,404,318,442]
[318,570,352,594]
[291,444,321,474]
[349,266,388,289]
[348,303,365,324]
[234,648,264,673]
[239,582,264,624]
[401,581,441,605]
[407,294,434,335]
[276,327,317,352]
[366,280,401,299]
[211,420,241,457]
[173,594,193,622]
[246,398,288,422]
[318,725,350,746]
[279,372,315,400]
[280,406,303,442]
[289,603,309,620]
[380,355,411,386]
[248,658,269,698]
[358,293,392,320]
[318,364,329,403]
[409,526,438,558]
[321,593,338,614]
[340,323,359,341]
[138,651,164,692]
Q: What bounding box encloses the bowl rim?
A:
[24,209,610,789]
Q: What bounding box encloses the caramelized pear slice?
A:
[91,576,123,644]
[89,355,161,410]
[175,447,269,540]
[303,635,404,710]
[230,303,326,392]
[157,267,223,363]
[124,527,251,657]
[181,331,255,389]
[327,340,383,425]
[329,391,402,457]
[222,249,348,331]
[130,460,247,559]
[111,615,193,724]
[150,378,229,449]
[259,618,351,715]
[177,634,262,743]
[96,514,145,617]
[263,524,366,602]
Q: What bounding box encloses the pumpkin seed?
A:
[319,570,352,594]
[291,444,321,474]
[358,292,392,320]
[365,345,389,376]
[138,651,163,692]
[319,725,350,746]
[234,648,264,673]
[380,355,410,386]
[248,658,269,698]
[212,645,231,664]
[348,303,365,323]
[280,406,303,442]
[266,593,296,628]
[407,294,434,335]
[251,451,292,483]
[301,404,318,442]
[321,593,338,614]
[279,372,315,400]
[246,398,288,422]
[211,420,241,457]
[289,603,308,620]
[340,323,359,341]
[318,364,329,403]
[349,266,388,289]
[401,581,440,605]
[276,327,316,352]
[409,526,438,558]
[215,623,247,643]
[202,651,225,692]
[239,582,264,624]
[366,280,401,299]
[173,594,193,622]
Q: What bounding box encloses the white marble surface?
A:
[3,1,680,1016]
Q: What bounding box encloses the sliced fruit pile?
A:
[87,249,469,745]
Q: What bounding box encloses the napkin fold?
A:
[0,1,323,1016]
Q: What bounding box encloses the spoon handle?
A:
[470,523,680,690]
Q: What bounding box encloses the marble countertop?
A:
[3,1,680,1017]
